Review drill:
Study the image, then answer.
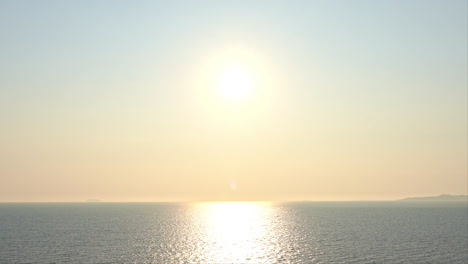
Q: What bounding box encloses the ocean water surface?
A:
[0,202,466,263]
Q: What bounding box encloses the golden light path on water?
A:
[188,202,285,263]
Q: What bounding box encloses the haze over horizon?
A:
[1,0,467,202]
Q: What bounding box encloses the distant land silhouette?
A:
[398,194,467,202]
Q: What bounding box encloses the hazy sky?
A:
[0,0,466,202]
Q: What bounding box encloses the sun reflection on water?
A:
[192,202,278,263]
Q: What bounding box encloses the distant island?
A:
[398,194,467,202]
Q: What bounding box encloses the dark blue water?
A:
[0,202,466,263]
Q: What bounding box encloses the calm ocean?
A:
[0,202,466,263]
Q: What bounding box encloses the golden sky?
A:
[0,0,466,202]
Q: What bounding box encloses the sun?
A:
[216,62,255,102]
[191,48,279,122]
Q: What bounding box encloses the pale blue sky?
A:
[0,0,466,201]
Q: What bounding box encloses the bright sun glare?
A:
[216,63,255,102]
[194,48,278,121]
